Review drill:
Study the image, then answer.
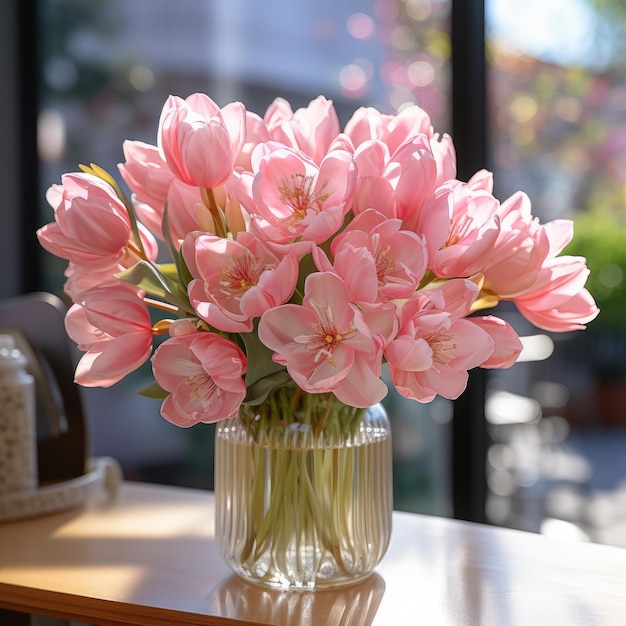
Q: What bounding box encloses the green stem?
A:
[203,187,228,238]
[228,387,384,584]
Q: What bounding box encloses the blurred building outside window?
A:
[486,0,626,545]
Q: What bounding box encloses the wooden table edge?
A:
[0,583,266,626]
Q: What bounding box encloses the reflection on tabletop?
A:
[211,572,386,626]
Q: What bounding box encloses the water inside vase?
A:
[215,414,393,590]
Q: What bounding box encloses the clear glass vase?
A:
[214,390,393,590]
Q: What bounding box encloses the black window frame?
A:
[450,0,489,523]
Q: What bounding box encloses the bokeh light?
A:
[339,64,369,99]
[346,12,376,40]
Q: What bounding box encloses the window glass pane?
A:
[37,0,452,515]
[486,0,626,543]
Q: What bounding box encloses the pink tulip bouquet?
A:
[37,93,599,432]
[37,93,600,587]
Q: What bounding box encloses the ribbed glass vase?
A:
[214,388,393,590]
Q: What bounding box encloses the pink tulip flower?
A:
[352,135,439,231]
[481,192,551,298]
[258,272,394,407]
[481,199,598,330]
[118,140,176,238]
[119,138,246,244]
[65,288,154,387]
[264,95,341,164]
[240,145,356,244]
[423,181,500,279]
[345,104,456,185]
[467,168,494,193]
[63,262,127,301]
[430,133,457,184]
[152,332,247,427]
[514,255,599,331]
[183,231,299,333]
[119,139,212,243]
[344,104,433,154]
[165,179,208,241]
[385,280,495,402]
[38,172,140,270]
[236,109,270,171]
[165,181,248,245]
[312,243,379,305]
[320,208,428,303]
[543,216,576,256]
[469,315,523,368]
[157,93,246,189]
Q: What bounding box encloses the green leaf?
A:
[295,252,315,299]
[116,261,170,299]
[115,261,193,315]
[244,370,292,405]
[160,201,194,298]
[241,328,286,387]
[241,328,291,405]
[137,379,169,399]
[161,268,193,312]
[161,201,180,269]
[177,246,194,286]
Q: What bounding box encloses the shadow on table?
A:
[210,572,386,626]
